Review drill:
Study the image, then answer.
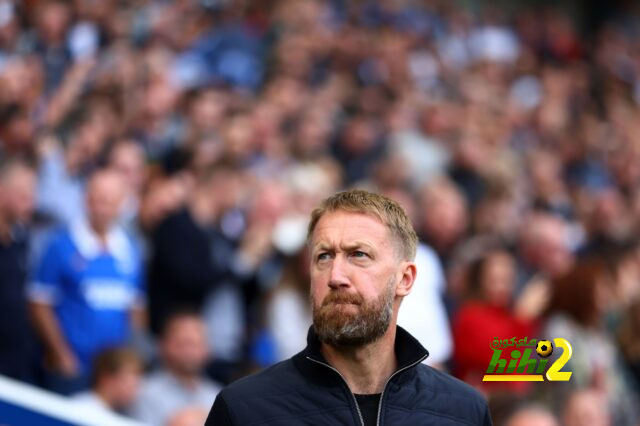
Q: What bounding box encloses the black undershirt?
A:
[355,393,381,426]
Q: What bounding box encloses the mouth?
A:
[327,302,360,313]
[326,300,360,306]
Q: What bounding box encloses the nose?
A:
[328,253,350,290]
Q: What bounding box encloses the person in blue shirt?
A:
[29,168,145,395]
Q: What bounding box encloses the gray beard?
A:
[312,278,395,348]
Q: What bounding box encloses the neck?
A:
[188,192,214,226]
[321,325,397,395]
[169,367,199,390]
[88,220,110,245]
[96,387,117,410]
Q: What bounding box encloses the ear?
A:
[396,261,417,297]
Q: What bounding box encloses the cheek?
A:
[310,279,327,303]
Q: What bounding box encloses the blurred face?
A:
[342,119,376,154]
[0,165,36,223]
[309,211,412,347]
[563,390,610,426]
[67,122,107,170]
[248,181,289,227]
[191,90,227,132]
[105,364,142,409]
[536,222,573,276]
[86,171,125,234]
[162,317,209,376]
[421,189,467,250]
[37,1,70,43]
[109,143,145,193]
[223,117,254,161]
[507,410,559,426]
[296,112,330,156]
[481,251,515,307]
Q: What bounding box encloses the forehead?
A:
[311,211,391,247]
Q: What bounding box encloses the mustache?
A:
[321,291,363,306]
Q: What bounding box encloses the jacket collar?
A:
[293,325,429,385]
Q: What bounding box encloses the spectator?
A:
[36,115,109,227]
[73,347,143,417]
[452,248,535,392]
[516,212,575,287]
[265,250,312,362]
[514,212,575,320]
[132,310,221,426]
[29,169,145,394]
[0,158,37,382]
[29,0,73,92]
[107,139,146,229]
[386,187,453,367]
[618,300,640,390]
[147,167,234,335]
[543,259,637,425]
[417,177,469,268]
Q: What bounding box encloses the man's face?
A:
[309,211,404,347]
[106,364,142,409]
[162,317,209,376]
[86,171,125,233]
[0,166,36,223]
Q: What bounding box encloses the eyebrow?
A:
[312,241,376,252]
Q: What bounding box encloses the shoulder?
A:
[209,357,350,426]
[544,313,578,338]
[405,365,490,422]
[210,360,304,425]
[417,364,485,400]
[141,369,173,388]
[453,303,489,324]
[218,359,301,402]
[201,377,223,395]
[41,227,74,257]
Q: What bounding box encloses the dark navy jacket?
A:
[206,326,492,425]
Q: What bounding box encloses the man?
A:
[206,189,491,425]
[514,212,574,320]
[132,310,221,426]
[73,347,143,417]
[29,169,145,394]
[0,159,37,382]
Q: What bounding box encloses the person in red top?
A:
[452,247,536,393]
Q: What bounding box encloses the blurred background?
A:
[0,0,640,425]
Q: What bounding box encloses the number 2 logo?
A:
[546,338,572,381]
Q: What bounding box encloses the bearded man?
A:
[206,190,492,425]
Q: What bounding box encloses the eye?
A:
[352,250,368,258]
[317,252,331,262]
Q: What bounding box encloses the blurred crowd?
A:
[1,0,640,425]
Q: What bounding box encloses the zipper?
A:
[307,353,428,426]
[375,354,428,426]
[306,356,366,426]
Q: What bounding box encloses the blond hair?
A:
[307,189,418,260]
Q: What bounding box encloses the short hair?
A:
[307,189,418,260]
[0,157,34,182]
[546,258,609,326]
[91,347,141,386]
[159,307,203,339]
